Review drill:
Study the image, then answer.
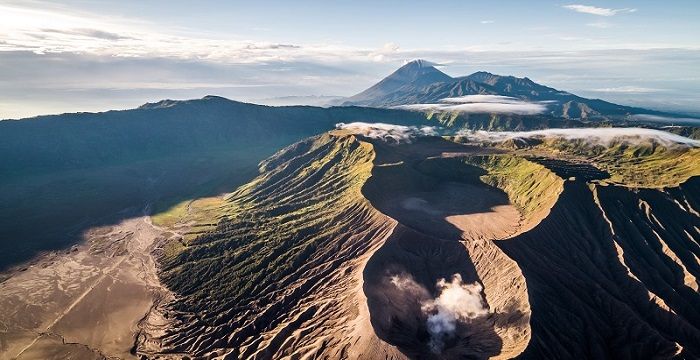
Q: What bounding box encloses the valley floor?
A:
[0,207,174,360]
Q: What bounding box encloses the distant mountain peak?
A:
[402,59,440,68]
[465,71,533,86]
[468,70,495,77]
[201,95,233,102]
[342,62,675,119]
[342,59,452,105]
[391,60,451,84]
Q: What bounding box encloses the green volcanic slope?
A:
[151,133,400,358]
[533,137,700,187]
[147,130,700,359]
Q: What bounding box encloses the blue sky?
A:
[1,0,699,118]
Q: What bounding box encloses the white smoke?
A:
[390,273,489,353]
[396,95,548,115]
[401,197,442,216]
[390,274,430,295]
[335,122,438,143]
[457,127,700,147]
[422,274,489,353]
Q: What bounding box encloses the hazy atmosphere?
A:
[2,0,700,118]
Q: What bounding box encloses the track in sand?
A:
[0,206,174,360]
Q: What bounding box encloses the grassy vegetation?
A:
[536,138,700,187]
[599,147,700,187]
[152,197,227,230]
[159,133,382,313]
[425,111,587,131]
[463,155,564,219]
[451,132,700,188]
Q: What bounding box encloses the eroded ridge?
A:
[151,133,403,358]
[496,173,700,359]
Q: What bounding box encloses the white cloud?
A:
[335,122,438,143]
[587,22,612,29]
[563,4,637,16]
[457,128,700,147]
[630,114,700,126]
[440,95,525,104]
[397,95,549,115]
[591,86,665,93]
[0,2,674,67]
[0,3,394,64]
[369,42,401,62]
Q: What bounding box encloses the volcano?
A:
[140,126,700,359]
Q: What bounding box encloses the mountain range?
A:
[341,59,674,120]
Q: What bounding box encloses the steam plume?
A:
[422,274,489,353]
[390,273,489,353]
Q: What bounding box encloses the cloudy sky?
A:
[1,0,700,119]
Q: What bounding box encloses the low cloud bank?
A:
[630,114,700,126]
[458,127,700,147]
[335,122,438,143]
[391,273,488,353]
[441,95,526,104]
[397,95,548,115]
[592,86,663,94]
